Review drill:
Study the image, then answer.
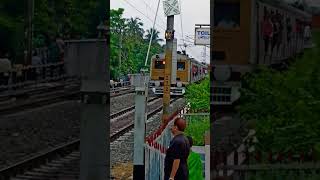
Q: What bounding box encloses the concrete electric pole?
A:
[162,0,181,124]
[162,15,175,124]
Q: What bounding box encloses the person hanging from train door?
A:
[286,17,292,56]
[304,22,312,46]
[271,11,280,62]
[276,12,284,58]
[262,8,273,64]
[295,19,301,53]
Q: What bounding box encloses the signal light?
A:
[162,61,166,65]
[165,30,174,40]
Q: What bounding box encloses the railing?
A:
[145,108,184,180]
[0,62,68,94]
[212,127,320,179]
[213,148,320,180]
[145,106,210,180]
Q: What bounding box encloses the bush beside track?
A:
[237,31,320,154]
[185,77,210,112]
[184,77,210,146]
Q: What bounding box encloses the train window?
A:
[154,60,165,69]
[214,0,240,29]
[177,62,185,70]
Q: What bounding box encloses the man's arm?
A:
[169,159,180,179]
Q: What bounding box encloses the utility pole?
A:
[162,15,175,124]
[162,0,180,124]
[26,0,34,65]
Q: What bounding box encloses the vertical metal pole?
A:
[80,39,108,180]
[163,15,174,124]
[26,0,34,65]
[133,74,149,180]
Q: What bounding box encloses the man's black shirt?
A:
[164,134,190,180]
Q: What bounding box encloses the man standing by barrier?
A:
[164,118,190,180]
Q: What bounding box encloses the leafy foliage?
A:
[185,77,210,112]
[0,0,106,63]
[237,31,320,153]
[110,8,164,80]
[185,116,210,146]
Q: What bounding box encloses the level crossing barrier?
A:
[145,105,210,179]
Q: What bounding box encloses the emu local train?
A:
[149,52,208,96]
[212,0,312,105]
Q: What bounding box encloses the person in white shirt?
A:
[0,52,12,86]
[304,23,311,41]
[32,50,43,80]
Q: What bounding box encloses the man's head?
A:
[171,118,187,135]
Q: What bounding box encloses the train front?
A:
[149,53,189,96]
[212,0,254,105]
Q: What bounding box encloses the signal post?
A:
[162,0,180,124]
[162,15,174,124]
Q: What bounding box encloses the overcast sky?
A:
[110,0,210,64]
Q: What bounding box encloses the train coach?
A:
[212,0,312,105]
[149,51,208,96]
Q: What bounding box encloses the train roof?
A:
[151,52,206,66]
[259,0,312,20]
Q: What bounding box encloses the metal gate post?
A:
[132,73,149,180]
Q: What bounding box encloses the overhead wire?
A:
[122,0,167,32]
[122,0,186,41]
[144,0,161,67]
[138,0,168,26]
[178,0,185,51]
[121,0,203,61]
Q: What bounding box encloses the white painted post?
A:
[75,38,109,179]
[205,131,210,180]
[132,73,149,180]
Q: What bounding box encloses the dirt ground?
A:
[111,162,133,180]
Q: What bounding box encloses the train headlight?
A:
[155,81,160,87]
[177,82,182,88]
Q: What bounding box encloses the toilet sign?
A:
[163,0,180,16]
[195,27,210,45]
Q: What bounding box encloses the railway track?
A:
[0,84,134,116]
[0,97,180,180]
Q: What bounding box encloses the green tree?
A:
[145,28,163,44]
[237,32,320,154]
[110,8,164,80]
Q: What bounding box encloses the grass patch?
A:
[185,77,210,112]
[185,116,210,146]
